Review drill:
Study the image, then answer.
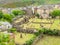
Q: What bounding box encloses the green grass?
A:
[15,32,36,45]
[50,19,60,30]
[47,0,60,4]
[35,35,60,45]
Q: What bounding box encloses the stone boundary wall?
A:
[12,15,35,33]
[17,28,37,34]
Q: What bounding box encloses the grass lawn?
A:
[15,32,36,45]
[35,35,60,45]
[50,19,60,30]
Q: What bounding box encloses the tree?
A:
[35,13,40,18]
[9,28,16,33]
[0,10,3,19]
[3,13,12,22]
[12,9,25,16]
[50,9,60,18]
[0,32,15,45]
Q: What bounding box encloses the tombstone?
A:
[16,43,20,45]
[20,33,23,38]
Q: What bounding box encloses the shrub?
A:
[0,32,9,42]
[35,13,40,18]
[3,34,10,42]
[0,32,15,45]
[42,29,58,35]
[12,9,25,16]
[10,14,15,18]
[34,32,40,36]
[50,9,60,18]
[9,28,16,33]
[37,28,60,36]
[0,10,3,19]
[3,13,13,22]
[25,37,36,45]
[34,30,42,36]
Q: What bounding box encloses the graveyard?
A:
[0,2,60,45]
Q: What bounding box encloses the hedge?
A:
[37,28,60,36]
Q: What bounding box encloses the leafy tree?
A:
[35,13,40,18]
[3,34,10,42]
[50,9,60,18]
[0,11,14,22]
[3,13,12,22]
[26,37,35,45]
[0,32,15,45]
[10,14,15,18]
[0,10,3,19]
[9,28,16,33]
[12,9,25,16]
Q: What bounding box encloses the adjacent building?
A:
[0,4,60,18]
[0,21,12,31]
